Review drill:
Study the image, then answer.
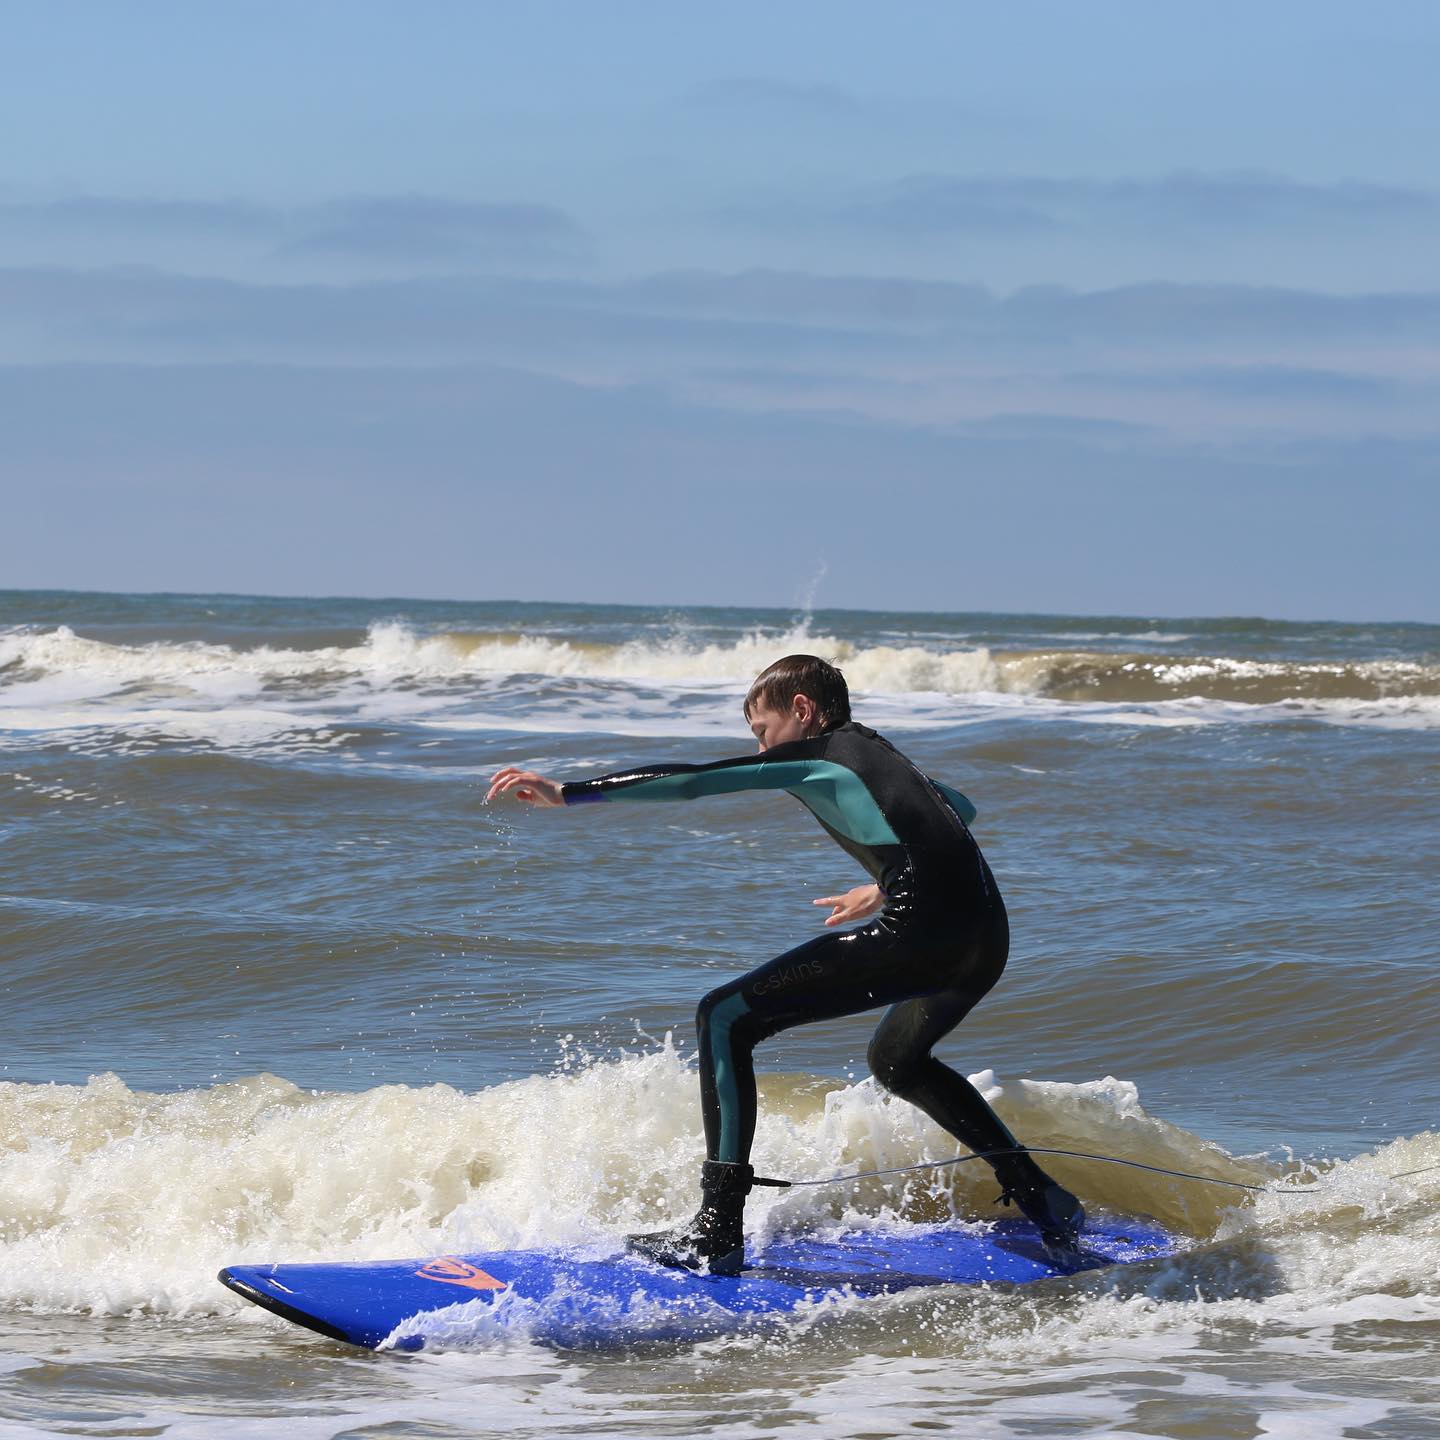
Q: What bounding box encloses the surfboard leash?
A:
[751,1146,1440,1197]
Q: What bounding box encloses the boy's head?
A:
[744,654,851,749]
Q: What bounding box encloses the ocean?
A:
[1,590,1437,1437]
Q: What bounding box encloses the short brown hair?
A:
[744,654,851,729]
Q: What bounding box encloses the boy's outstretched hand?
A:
[813,883,884,928]
[487,767,566,807]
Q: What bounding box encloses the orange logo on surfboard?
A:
[414,1257,507,1291]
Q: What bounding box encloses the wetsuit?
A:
[561,721,1024,1169]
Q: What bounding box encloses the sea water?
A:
[1,592,1437,1437]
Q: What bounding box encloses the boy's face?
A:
[747,693,819,751]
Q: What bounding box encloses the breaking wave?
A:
[0,1049,1435,1340]
[3,621,1437,711]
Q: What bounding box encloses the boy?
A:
[486,654,1083,1274]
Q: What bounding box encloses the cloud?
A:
[0,195,271,236]
[1083,363,1407,401]
[834,179,1061,236]
[0,194,591,274]
[3,265,1438,447]
[0,266,898,367]
[549,269,1440,347]
[999,282,1440,343]
[954,412,1156,440]
[729,170,1440,238]
[604,269,991,329]
[273,196,588,264]
[9,265,1440,360]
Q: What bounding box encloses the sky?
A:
[2,0,1438,620]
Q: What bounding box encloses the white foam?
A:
[1031,630,1196,644]
[0,703,338,750]
[0,621,1007,696]
[5,622,1437,739]
[2,1053,1434,1332]
[3,1063,1436,1440]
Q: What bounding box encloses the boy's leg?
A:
[867,979,1085,1255]
[863,900,1017,1160]
[629,922,946,1274]
[695,918,990,1166]
[865,987,1022,1159]
[633,908,1056,1274]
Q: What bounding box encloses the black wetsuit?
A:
[562,721,1021,1169]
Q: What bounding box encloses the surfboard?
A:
[219,1216,1178,1350]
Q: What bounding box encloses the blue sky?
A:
[2,0,1438,619]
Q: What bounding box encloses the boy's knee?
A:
[867,1033,920,1096]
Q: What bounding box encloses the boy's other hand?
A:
[813,884,884,928]
[487,767,565,807]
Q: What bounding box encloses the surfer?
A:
[486,654,1084,1274]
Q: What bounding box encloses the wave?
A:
[1,1050,1435,1332]
[1007,650,1440,704]
[0,620,1007,699]
[3,622,1437,710]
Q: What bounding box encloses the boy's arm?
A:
[929,778,978,826]
[561,740,824,805]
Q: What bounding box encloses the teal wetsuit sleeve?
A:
[931,778,978,826]
[561,744,825,805]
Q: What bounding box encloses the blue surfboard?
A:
[219,1217,1178,1350]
